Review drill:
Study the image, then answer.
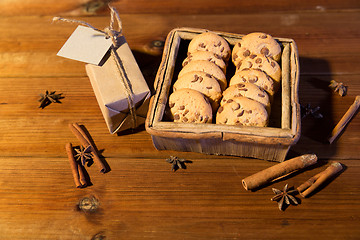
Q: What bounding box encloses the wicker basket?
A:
[145,27,301,162]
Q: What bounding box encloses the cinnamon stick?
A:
[68,123,89,148]
[328,96,360,144]
[242,154,318,191]
[297,161,343,198]
[65,142,86,188]
[69,123,106,173]
[77,164,87,187]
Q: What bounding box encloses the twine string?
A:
[53,5,137,129]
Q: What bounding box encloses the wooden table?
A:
[0,1,359,239]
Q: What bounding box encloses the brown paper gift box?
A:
[86,36,151,134]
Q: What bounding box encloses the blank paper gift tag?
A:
[57,25,113,65]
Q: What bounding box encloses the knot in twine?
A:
[53,5,138,129]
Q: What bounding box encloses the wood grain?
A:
[0,156,359,239]
[0,1,360,239]
[0,12,359,78]
[0,0,359,16]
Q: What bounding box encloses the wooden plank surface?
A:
[0,156,359,239]
[0,1,360,239]
[1,12,360,78]
[0,0,359,16]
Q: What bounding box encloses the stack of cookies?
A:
[217,32,282,127]
[168,31,282,127]
[169,32,231,123]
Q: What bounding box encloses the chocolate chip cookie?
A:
[235,54,281,84]
[169,88,213,123]
[173,71,222,111]
[232,32,281,67]
[188,32,231,62]
[178,60,227,91]
[216,96,269,127]
[182,51,227,74]
[229,68,277,97]
[221,82,271,113]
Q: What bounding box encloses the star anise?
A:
[301,103,323,119]
[166,156,191,172]
[38,90,63,109]
[329,80,347,96]
[74,145,93,166]
[271,184,299,211]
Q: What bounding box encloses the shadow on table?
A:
[133,49,163,95]
[288,56,337,159]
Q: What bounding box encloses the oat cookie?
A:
[182,51,227,74]
[221,82,271,113]
[236,54,281,84]
[178,60,227,91]
[232,32,281,66]
[229,68,277,97]
[169,88,212,123]
[173,71,222,111]
[188,32,231,62]
[216,96,268,127]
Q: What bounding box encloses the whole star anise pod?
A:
[271,184,299,211]
[74,145,92,166]
[329,80,347,96]
[166,156,191,172]
[301,103,323,119]
[38,90,63,109]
